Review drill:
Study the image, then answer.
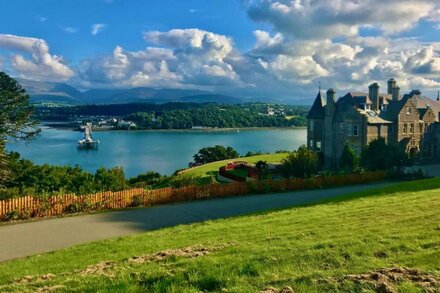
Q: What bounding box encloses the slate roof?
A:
[307,90,326,119]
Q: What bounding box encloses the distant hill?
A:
[17,79,245,105]
[18,79,83,104]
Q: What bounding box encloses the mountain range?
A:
[17,79,249,105]
[17,78,312,105]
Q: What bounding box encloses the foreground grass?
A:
[181,153,288,178]
[0,179,439,292]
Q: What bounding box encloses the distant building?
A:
[307,78,440,168]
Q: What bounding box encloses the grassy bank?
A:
[0,179,439,292]
[180,152,289,179]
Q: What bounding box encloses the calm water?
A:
[7,127,306,177]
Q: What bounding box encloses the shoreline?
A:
[41,123,307,133]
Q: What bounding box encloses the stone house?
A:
[307,79,440,168]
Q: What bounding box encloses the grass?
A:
[181,153,288,179]
[0,178,439,292]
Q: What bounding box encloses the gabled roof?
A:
[307,90,326,119]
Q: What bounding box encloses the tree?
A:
[280,145,318,178]
[361,138,407,171]
[94,167,127,191]
[255,160,269,180]
[339,143,358,173]
[190,145,239,167]
[0,73,40,186]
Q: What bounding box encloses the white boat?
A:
[77,123,100,149]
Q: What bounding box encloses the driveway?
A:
[0,182,390,262]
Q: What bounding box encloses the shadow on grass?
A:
[98,178,439,232]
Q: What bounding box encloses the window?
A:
[309,139,313,148]
[353,124,359,136]
[347,123,352,137]
[419,123,423,134]
[316,141,322,151]
[309,120,314,132]
[403,123,408,134]
[406,107,412,115]
[410,123,414,134]
[339,123,344,134]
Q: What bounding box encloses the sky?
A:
[1,0,440,101]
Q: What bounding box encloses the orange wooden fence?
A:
[0,171,386,221]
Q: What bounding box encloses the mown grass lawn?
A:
[0,179,439,292]
[181,153,288,179]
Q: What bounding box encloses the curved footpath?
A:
[0,182,390,262]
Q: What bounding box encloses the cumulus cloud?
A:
[80,29,244,88]
[0,34,74,81]
[91,23,106,36]
[243,0,437,39]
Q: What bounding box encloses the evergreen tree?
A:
[339,143,358,173]
[0,72,40,187]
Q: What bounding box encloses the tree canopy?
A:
[280,145,318,178]
[0,72,40,186]
[361,138,408,171]
[190,145,239,167]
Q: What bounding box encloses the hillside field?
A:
[0,179,439,292]
[180,153,289,181]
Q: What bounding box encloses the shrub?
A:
[339,143,358,173]
[280,145,318,178]
[361,138,408,171]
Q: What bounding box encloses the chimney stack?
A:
[369,82,380,111]
[387,78,396,95]
[392,86,400,101]
[326,88,335,116]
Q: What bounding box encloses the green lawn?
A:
[181,153,288,179]
[1,179,439,292]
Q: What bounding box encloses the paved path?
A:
[0,182,390,262]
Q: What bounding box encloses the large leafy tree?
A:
[280,145,318,178]
[361,138,408,171]
[0,72,40,186]
[190,145,239,167]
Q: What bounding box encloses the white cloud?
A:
[80,29,243,88]
[37,16,48,23]
[91,23,106,36]
[62,26,78,34]
[243,0,438,39]
[0,34,74,81]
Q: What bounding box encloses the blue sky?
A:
[1,0,440,100]
[1,1,259,60]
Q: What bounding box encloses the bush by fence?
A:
[0,171,386,222]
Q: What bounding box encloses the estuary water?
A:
[6,127,307,177]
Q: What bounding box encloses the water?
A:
[6,127,307,177]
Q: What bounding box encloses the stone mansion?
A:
[307,78,440,168]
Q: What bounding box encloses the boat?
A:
[77,123,100,149]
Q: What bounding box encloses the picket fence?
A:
[0,171,386,221]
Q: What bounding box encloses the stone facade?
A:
[307,79,440,168]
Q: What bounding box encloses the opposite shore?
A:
[42,122,307,132]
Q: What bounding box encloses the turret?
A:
[369,82,380,111]
[387,78,396,95]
